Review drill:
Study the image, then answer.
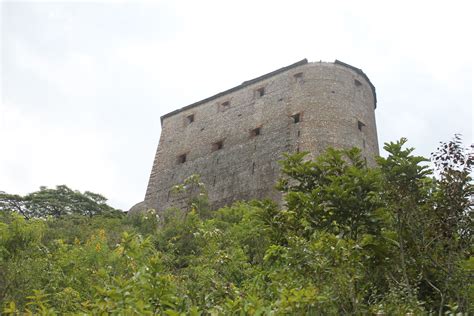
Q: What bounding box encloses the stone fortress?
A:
[131,59,379,213]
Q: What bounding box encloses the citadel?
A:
[131,59,379,213]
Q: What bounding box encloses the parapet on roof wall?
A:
[160,59,377,125]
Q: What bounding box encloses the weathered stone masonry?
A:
[132,59,379,213]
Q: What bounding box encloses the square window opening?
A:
[220,101,230,111]
[291,113,301,124]
[178,154,187,164]
[354,79,362,87]
[212,140,224,151]
[256,87,265,97]
[186,114,195,124]
[357,120,366,131]
[250,127,261,137]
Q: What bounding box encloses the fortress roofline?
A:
[160,58,376,125]
[334,60,377,109]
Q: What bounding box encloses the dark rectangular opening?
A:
[178,154,187,164]
[212,140,224,151]
[354,79,362,87]
[186,114,195,124]
[291,113,301,123]
[250,127,261,137]
[220,101,230,111]
[357,120,365,131]
[256,87,265,97]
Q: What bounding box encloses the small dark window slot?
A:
[186,114,195,124]
[250,127,261,137]
[297,130,301,137]
[291,113,301,124]
[252,162,256,174]
[220,101,230,111]
[212,140,224,151]
[256,87,265,97]
[178,154,187,164]
[357,120,365,131]
[354,79,362,87]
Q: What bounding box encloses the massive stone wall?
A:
[134,59,379,213]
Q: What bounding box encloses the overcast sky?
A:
[1,0,472,210]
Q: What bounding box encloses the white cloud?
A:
[0,100,128,208]
[11,37,101,97]
[1,0,472,210]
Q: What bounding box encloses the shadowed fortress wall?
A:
[138,59,379,212]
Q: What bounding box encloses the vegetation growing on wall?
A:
[0,136,472,314]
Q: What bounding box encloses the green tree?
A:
[0,185,121,218]
[376,138,433,297]
[377,136,473,314]
[277,147,385,241]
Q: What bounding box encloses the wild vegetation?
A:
[0,136,472,315]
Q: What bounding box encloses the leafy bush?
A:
[1,136,472,314]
